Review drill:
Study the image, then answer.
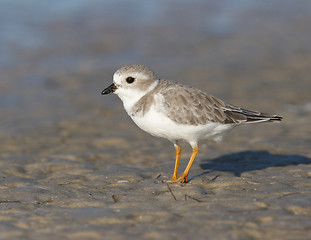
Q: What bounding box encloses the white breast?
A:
[131,106,234,147]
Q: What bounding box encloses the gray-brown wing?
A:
[159,80,282,125]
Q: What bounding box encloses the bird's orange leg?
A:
[169,144,181,181]
[176,146,199,183]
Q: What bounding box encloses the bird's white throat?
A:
[115,79,159,114]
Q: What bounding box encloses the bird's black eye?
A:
[126,77,135,84]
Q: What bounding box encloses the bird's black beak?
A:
[102,83,117,95]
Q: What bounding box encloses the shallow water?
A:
[1,0,311,239]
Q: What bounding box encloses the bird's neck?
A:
[118,79,159,114]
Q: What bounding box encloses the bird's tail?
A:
[239,108,283,123]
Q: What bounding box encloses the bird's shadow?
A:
[199,150,311,177]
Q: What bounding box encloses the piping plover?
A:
[102,64,282,183]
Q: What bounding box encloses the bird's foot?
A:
[168,175,177,182]
[166,174,188,183]
[176,174,188,183]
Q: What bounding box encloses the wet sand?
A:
[1,1,311,239]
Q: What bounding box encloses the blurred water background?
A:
[0,0,311,239]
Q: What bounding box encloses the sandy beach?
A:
[0,1,311,239]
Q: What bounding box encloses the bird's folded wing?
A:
[159,80,281,125]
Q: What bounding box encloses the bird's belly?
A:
[130,109,234,143]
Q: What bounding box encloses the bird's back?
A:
[153,79,282,126]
